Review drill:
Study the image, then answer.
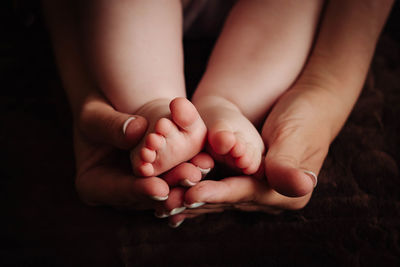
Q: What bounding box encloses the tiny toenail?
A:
[154,211,169,218]
[169,207,186,216]
[180,179,197,187]
[184,202,205,209]
[150,195,169,201]
[198,167,211,178]
[303,170,318,188]
[122,117,136,135]
[169,219,185,228]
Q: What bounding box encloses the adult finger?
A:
[168,207,226,228]
[78,92,148,149]
[184,176,311,211]
[162,153,214,187]
[190,152,215,178]
[76,164,169,209]
[162,163,202,187]
[154,187,187,218]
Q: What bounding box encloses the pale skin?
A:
[42,0,394,228]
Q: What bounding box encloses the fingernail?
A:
[169,206,186,216]
[303,170,318,188]
[184,202,205,209]
[150,195,168,201]
[169,219,185,228]
[180,179,197,187]
[154,211,169,218]
[122,117,136,135]
[198,167,211,178]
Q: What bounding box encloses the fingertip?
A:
[124,116,148,145]
[303,170,318,188]
[265,160,314,197]
[151,195,169,201]
[180,179,197,187]
[184,201,205,209]
[139,177,170,200]
[184,180,216,205]
[163,187,186,212]
[122,117,137,135]
[190,152,215,170]
[168,214,186,228]
[162,162,202,187]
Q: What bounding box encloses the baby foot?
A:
[131,97,207,177]
[196,98,265,175]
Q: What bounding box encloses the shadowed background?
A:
[1,1,399,266]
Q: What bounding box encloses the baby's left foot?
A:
[195,97,265,175]
[131,97,207,177]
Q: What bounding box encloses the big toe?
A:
[170,97,202,131]
[209,129,236,155]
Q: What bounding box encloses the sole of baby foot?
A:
[207,115,264,175]
[132,97,207,177]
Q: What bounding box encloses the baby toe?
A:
[230,136,246,158]
[146,133,166,150]
[155,118,176,137]
[209,130,236,155]
[140,147,156,163]
[170,97,200,131]
[235,145,254,169]
[138,162,155,177]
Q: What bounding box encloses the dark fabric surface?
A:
[1,2,400,267]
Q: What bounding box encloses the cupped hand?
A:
[157,160,312,227]
[74,91,168,209]
[73,91,216,211]
[162,87,338,227]
[162,170,312,227]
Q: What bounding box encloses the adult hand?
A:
[74,91,215,210]
[261,0,394,197]
[158,159,312,228]
[42,0,212,210]
[162,172,312,227]
[74,91,168,208]
[159,85,334,226]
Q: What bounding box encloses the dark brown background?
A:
[1,1,399,266]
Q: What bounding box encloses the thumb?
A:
[78,92,148,149]
[263,122,329,197]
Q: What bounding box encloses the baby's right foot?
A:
[195,97,265,175]
[131,97,207,177]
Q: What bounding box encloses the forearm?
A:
[41,0,93,118]
[293,0,394,138]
